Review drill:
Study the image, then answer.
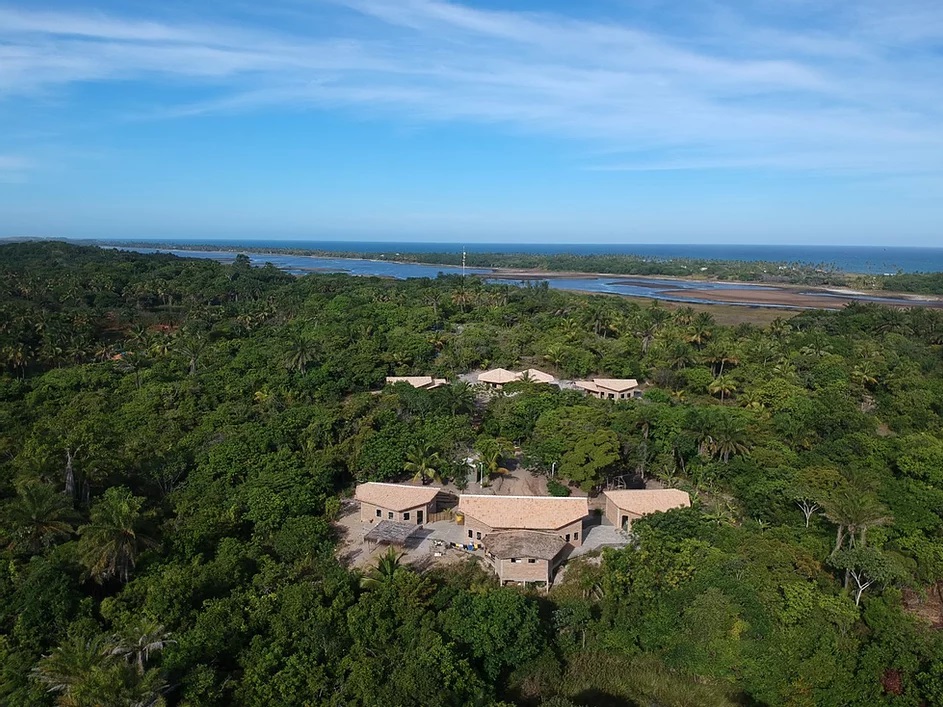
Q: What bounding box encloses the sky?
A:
[1,0,942,245]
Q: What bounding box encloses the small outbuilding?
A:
[574,378,641,400]
[483,530,569,586]
[458,494,589,546]
[603,489,691,530]
[385,376,449,389]
[355,482,443,525]
[363,520,420,547]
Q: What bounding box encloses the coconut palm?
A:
[822,488,892,555]
[403,443,444,485]
[31,635,111,706]
[78,487,157,584]
[111,620,174,675]
[707,375,737,402]
[284,335,317,374]
[543,344,567,369]
[4,483,78,554]
[440,381,476,416]
[360,547,405,590]
[175,336,206,376]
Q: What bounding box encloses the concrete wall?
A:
[462,516,494,543]
[559,518,585,547]
[604,497,640,530]
[360,501,434,525]
[463,515,584,546]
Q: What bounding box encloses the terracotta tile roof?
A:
[576,378,639,393]
[458,494,589,531]
[477,368,520,384]
[355,482,442,511]
[386,376,448,389]
[484,530,568,561]
[594,378,639,392]
[519,368,556,383]
[603,489,691,515]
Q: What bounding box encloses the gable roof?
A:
[458,494,589,531]
[355,482,442,511]
[519,368,556,383]
[603,489,691,515]
[484,530,568,561]
[574,378,640,394]
[477,368,520,384]
[595,378,639,392]
[386,376,448,389]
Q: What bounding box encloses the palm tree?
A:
[176,336,206,377]
[696,414,751,463]
[78,487,157,584]
[403,443,443,485]
[475,437,514,481]
[451,289,472,313]
[543,344,567,369]
[360,547,405,590]
[707,375,737,402]
[440,381,475,416]
[422,291,442,321]
[284,336,316,374]
[4,483,78,554]
[111,620,174,675]
[31,635,111,706]
[822,489,891,556]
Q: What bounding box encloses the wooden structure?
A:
[363,520,420,547]
[483,530,568,586]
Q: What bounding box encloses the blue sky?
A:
[1,0,942,245]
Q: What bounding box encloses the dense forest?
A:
[1,241,943,706]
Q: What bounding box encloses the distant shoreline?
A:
[85,239,943,311]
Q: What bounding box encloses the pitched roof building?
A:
[602,489,691,530]
[483,530,569,586]
[355,482,444,525]
[477,368,521,387]
[386,376,449,389]
[574,378,641,400]
[458,494,589,546]
[518,368,556,384]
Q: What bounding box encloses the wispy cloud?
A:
[1,0,941,173]
[0,154,33,182]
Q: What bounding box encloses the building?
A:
[483,530,569,586]
[574,378,641,400]
[477,367,556,388]
[476,368,521,389]
[517,368,556,384]
[355,482,444,525]
[385,376,449,390]
[602,489,691,530]
[458,494,589,546]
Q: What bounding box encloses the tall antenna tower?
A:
[462,248,466,279]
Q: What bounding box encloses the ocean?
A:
[101,239,943,275]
